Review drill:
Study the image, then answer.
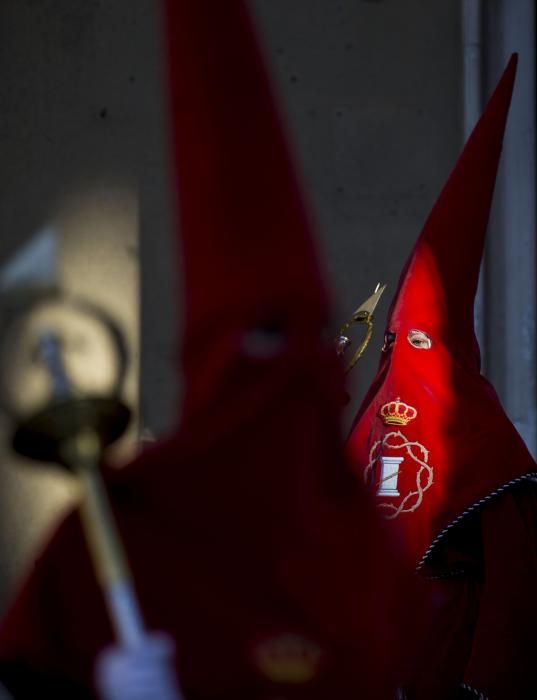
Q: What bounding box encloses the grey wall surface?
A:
[483,0,536,455]
[0,0,156,606]
[0,0,534,614]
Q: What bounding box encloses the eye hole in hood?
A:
[382,331,396,352]
[407,329,432,350]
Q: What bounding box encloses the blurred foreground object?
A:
[1,291,140,646]
[0,292,184,699]
[0,0,414,697]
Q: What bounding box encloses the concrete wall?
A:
[484,0,536,456]
[0,0,155,605]
[0,0,534,613]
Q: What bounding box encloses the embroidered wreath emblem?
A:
[364,430,434,519]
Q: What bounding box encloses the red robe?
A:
[405,484,537,699]
[0,0,413,697]
[0,417,412,699]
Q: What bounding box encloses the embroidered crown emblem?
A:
[379,398,417,426]
[253,633,323,684]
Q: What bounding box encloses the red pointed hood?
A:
[163,0,330,424]
[0,5,418,698]
[102,0,417,696]
[390,53,517,367]
[347,54,537,569]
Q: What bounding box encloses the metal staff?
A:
[335,283,387,373]
[13,331,145,649]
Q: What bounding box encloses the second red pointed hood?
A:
[347,54,537,568]
[163,0,330,426]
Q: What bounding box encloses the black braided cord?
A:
[417,473,537,571]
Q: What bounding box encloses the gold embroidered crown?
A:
[379,398,417,425]
[253,633,323,684]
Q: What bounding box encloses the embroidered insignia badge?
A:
[379,398,417,426]
[364,430,434,519]
[252,633,324,684]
